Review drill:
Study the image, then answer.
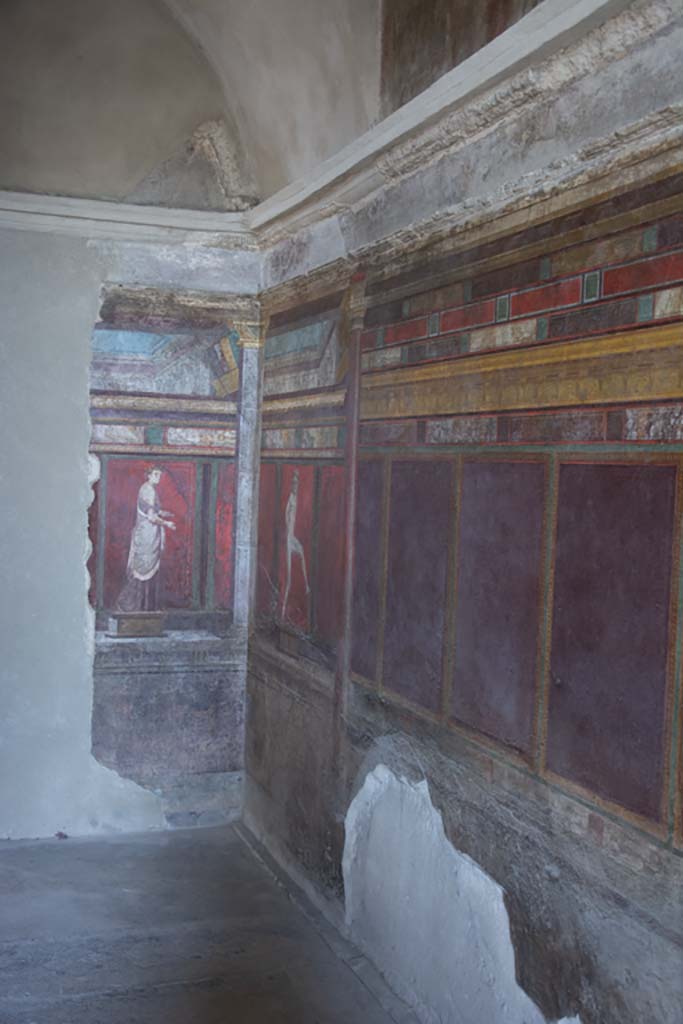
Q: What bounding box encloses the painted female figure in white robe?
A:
[116,467,176,612]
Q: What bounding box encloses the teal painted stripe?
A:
[205,462,219,610]
[192,464,204,609]
[95,455,108,610]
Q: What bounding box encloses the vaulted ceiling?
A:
[0,0,541,210]
[0,0,380,207]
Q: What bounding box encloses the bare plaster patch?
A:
[343,765,581,1024]
[0,229,164,838]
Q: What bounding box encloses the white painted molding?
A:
[0,191,254,247]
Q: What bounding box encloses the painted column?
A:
[232,314,267,630]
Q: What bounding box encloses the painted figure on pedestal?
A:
[116,467,176,612]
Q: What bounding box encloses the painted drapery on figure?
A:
[116,468,175,611]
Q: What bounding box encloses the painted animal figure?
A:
[281,470,310,621]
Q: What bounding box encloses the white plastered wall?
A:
[344,765,582,1024]
[0,228,165,837]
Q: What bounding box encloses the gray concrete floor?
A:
[0,825,403,1023]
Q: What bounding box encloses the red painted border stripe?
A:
[511,277,582,317]
[441,299,495,332]
[603,251,683,296]
[383,316,429,345]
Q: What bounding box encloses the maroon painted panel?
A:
[451,461,545,753]
[278,464,315,632]
[547,463,676,821]
[256,463,278,619]
[214,461,236,611]
[104,459,196,610]
[351,460,385,680]
[315,465,346,649]
[383,460,452,712]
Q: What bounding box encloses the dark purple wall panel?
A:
[547,463,676,821]
[351,460,385,680]
[383,460,453,712]
[451,460,545,754]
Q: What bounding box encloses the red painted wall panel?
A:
[383,317,428,345]
[383,460,453,712]
[511,277,582,317]
[104,458,196,610]
[256,463,279,619]
[214,461,236,611]
[441,299,495,332]
[351,460,385,680]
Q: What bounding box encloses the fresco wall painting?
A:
[89,316,241,621]
[91,455,236,619]
[350,450,681,836]
[255,298,349,661]
[252,171,683,845]
[345,171,683,841]
[90,326,241,399]
[103,458,196,612]
[256,460,346,660]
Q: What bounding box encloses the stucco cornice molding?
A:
[261,257,355,318]
[249,0,656,242]
[356,105,683,286]
[0,191,255,248]
[1,0,680,283]
[368,0,676,189]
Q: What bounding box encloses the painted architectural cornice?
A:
[90,394,237,416]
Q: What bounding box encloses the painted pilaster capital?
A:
[346,271,367,332]
[229,313,270,349]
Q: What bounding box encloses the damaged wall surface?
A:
[244,6,683,1023]
[1,1,683,1020]
[0,226,261,838]
[344,765,581,1024]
